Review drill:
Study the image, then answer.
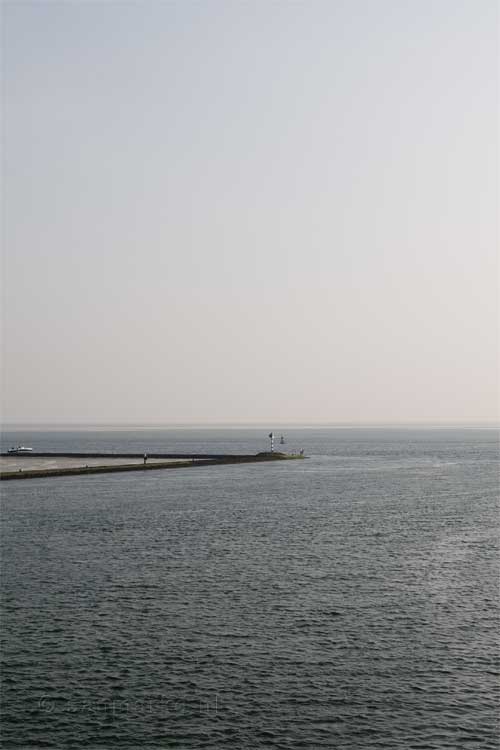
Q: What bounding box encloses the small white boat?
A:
[7,445,33,454]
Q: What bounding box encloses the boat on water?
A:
[7,445,33,454]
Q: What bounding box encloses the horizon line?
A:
[2,420,499,431]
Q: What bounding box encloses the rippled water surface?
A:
[1,427,499,748]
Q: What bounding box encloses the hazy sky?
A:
[2,0,498,425]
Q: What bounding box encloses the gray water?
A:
[1,427,499,749]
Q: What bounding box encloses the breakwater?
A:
[1,452,269,460]
[0,452,304,481]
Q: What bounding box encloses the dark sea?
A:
[1,427,499,749]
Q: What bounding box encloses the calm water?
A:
[1,427,499,749]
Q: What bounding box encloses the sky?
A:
[1,0,498,425]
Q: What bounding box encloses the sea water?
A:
[1,427,498,748]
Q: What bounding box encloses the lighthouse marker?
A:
[268,432,274,453]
